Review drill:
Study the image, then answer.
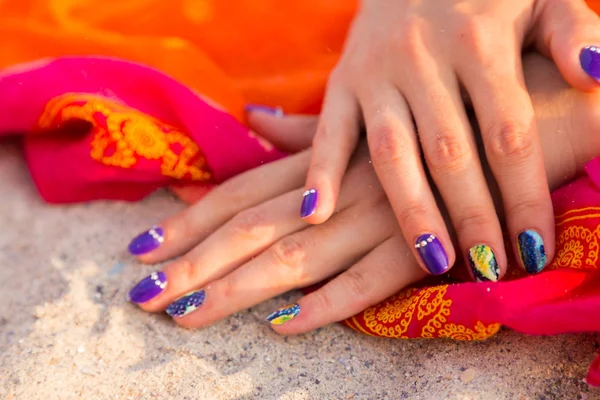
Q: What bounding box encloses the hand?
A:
[127,132,427,332]
[126,52,600,331]
[302,0,600,279]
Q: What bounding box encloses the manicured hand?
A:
[300,0,600,277]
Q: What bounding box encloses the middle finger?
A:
[401,59,505,282]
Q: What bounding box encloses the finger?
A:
[166,200,395,326]
[535,0,600,89]
[130,150,381,310]
[129,189,306,309]
[359,85,456,276]
[401,61,505,281]
[128,150,311,262]
[268,235,427,333]
[302,87,360,223]
[459,41,554,275]
[246,110,318,153]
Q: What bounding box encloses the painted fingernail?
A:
[128,226,164,255]
[517,230,546,274]
[166,290,206,317]
[580,46,600,81]
[128,271,167,304]
[415,234,449,275]
[245,104,284,117]
[300,189,318,218]
[266,303,300,325]
[468,244,499,282]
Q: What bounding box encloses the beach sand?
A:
[1,141,599,400]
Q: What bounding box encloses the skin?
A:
[131,54,600,334]
[302,0,600,277]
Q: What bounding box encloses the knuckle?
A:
[219,275,237,302]
[310,290,336,314]
[340,269,371,307]
[486,120,534,162]
[455,15,493,62]
[506,198,546,220]
[218,177,252,207]
[396,202,430,229]
[425,129,472,172]
[452,209,496,236]
[270,236,309,280]
[391,16,424,57]
[228,208,271,241]
[369,124,412,171]
[308,160,332,181]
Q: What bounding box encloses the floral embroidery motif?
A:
[550,221,599,270]
[438,321,501,341]
[343,206,600,341]
[361,286,452,338]
[37,93,211,181]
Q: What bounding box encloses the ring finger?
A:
[269,234,427,334]
[458,41,554,275]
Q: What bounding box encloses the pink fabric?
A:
[0,57,286,202]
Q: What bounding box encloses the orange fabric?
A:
[0,0,356,121]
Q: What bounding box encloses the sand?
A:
[1,141,599,400]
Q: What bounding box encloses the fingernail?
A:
[468,244,499,282]
[300,189,318,218]
[517,230,547,274]
[128,271,167,304]
[580,46,600,81]
[266,303,300,325]
[166,290,206,317]
[415,234,449,275]
[128,226,164,255]
[245,104,284,117]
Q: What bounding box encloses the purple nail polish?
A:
[128,271,167,303]
[245,104,284,117]
[580,46,600,81]
[128,226,164,255]
[414,234,449,275]
[300,189,318,218]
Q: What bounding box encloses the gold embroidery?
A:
[550,225,599,270]
[555,206,600,219]
[438,321,501,341]
[362,286,452,338]
[37,93,211,181]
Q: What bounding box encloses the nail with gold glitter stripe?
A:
[468,244,500,282]
[266,304,300,325]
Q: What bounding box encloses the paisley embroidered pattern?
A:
[37,93,212,181]
[350,286,452,339]
[343,207,600,340]
[550,225,599,270]
[438,321,501,341]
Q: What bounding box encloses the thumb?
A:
[246,108,318,153]
[535,0,600,90]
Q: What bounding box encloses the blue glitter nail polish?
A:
[166,290,206,317]
[517,230,546,274]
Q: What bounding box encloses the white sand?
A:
[1,141,599,400]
